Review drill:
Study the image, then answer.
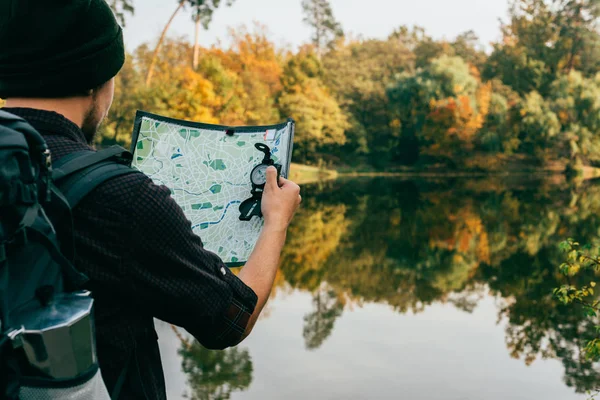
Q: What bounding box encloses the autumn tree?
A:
[389,26,485,70]
[301,0,344,58]
[484,0,600,96]
[278,47,348,163]
[388,56,491,165]
[554,0,600,75]
[322,38,414,166]
[203,25,283,125]
[390,25,451,69]
[145,0,236,86]
[135,38,220,123]
[97,53,145,147]
[549,71,600,164]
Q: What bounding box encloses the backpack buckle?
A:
[7,327,24,349]
[42,149,52,170]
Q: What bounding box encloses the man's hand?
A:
[237,166,301,340]
[261,166,301,232]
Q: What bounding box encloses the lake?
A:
[155,177,600,400]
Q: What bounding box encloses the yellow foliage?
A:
[279,204,350,289]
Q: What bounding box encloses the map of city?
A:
[130,111,294,266]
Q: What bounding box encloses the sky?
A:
[123,0,510,53]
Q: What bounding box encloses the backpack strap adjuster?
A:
[6,327,24,350]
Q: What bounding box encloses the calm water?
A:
[156,177,600,400]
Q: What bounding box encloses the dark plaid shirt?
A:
[5,108,258,400]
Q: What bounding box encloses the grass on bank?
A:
[288,163,338,185]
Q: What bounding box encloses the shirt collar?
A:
[2,107,89,145]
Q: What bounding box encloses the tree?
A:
[108,0,134,27]
[452,30,487,70]
[189,0,236,69]
[301,0,344,58]
[483,0,600,96]
[145,0,236,86]
[510,91,561,162]
[278,47,348,163]
[145,1,186,86]
[204,25,283,125]
[97,52,144,147]
[390,25,452,69]
[387,56,491,165]
[322,37,414,165]
[549,71,600,164]
[554,0,600,74]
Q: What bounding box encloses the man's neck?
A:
[4,98,89,128]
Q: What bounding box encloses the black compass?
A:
[239,143,282,221]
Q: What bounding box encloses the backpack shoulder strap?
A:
[52,145,131,180]
[52,146,141,209]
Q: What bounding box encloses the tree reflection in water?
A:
[176,327,253,400]
[303,284,345,350]
[175,177,600,397]
[278,178,600,394]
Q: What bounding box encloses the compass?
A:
[239,143,282,221]
[250,164,269,186]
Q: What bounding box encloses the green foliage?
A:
[484,44,548,95]
[554,239,600,363]
[548,71,600,163]
[484,0,600,96]
[278,48,348,163]
[322,37,413,165]
[387,56,490,165]
[511,91,561,160]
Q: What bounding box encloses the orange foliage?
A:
[211,25,283,96]
[429,205,491,265]
[426,78,491,152]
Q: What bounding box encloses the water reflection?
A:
[303,285,345,350]
[165,177,600,399]
[174,328,253,400]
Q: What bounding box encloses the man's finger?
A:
[266,166,279,191]
[278,176,289,187]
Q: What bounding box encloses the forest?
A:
[97,0,600,174]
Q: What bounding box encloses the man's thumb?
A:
[266,166,278,190]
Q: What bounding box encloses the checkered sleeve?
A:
[126,174,258,348]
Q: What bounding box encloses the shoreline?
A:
[291,164,600,185]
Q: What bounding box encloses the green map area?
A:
[131,113,294,265]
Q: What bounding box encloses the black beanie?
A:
[0,0,125,98]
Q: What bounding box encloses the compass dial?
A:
[251,164,269,186]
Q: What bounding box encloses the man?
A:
[0,0,301,398]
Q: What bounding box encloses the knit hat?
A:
[0,0,125,98]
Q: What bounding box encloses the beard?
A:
[81,97,103,144]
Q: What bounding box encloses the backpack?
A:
[0,110,139,400]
